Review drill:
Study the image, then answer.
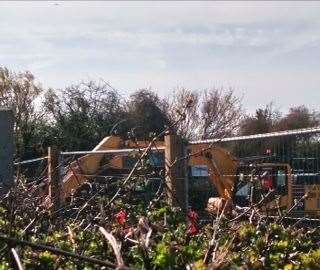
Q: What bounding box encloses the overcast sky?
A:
[0,1,319,113]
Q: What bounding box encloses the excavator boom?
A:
[61,136,122,201]
[188,144,239,212]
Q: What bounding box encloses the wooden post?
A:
[48,146,61,210]
[164,133,188,211]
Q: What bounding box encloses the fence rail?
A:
[60,147,165,156]
[14,156,48,166]
[190,126,320,145]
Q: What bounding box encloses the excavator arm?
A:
[59,136,163,202]
[204,151,236,200]
[61,136,123,201]
[189,144,239,212]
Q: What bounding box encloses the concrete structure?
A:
[0,109,14,194]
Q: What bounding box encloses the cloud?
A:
[0,1,319,111]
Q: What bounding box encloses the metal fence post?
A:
[48,146,61,211]
[164,133,188,211]
[183,144,189,211]
[0,109,14,195]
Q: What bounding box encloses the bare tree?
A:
[168,87,200,140]
[199,88,243,139]
[0,67,43,156]
[276,105,319,131]
[168,87,243,140]
[240,102,281,135]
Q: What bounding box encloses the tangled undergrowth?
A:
[0,174,320,270]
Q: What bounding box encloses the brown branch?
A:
[99,227,128,269]
[0,234,115,268]
[11,248,25,270]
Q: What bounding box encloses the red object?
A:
[187,209,199,223]
[187,209,199,236]
[187,222,199,236]
[115,209,128,225]
[262,176,273,189]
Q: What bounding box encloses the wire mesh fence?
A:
[187,127,320,215]
[10,126,320,216]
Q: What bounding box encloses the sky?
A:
[0,1,320,113]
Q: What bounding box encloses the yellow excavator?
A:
[53,136,319,216]
[189,143,294,214]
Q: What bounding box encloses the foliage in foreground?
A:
[0,177,320,270]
